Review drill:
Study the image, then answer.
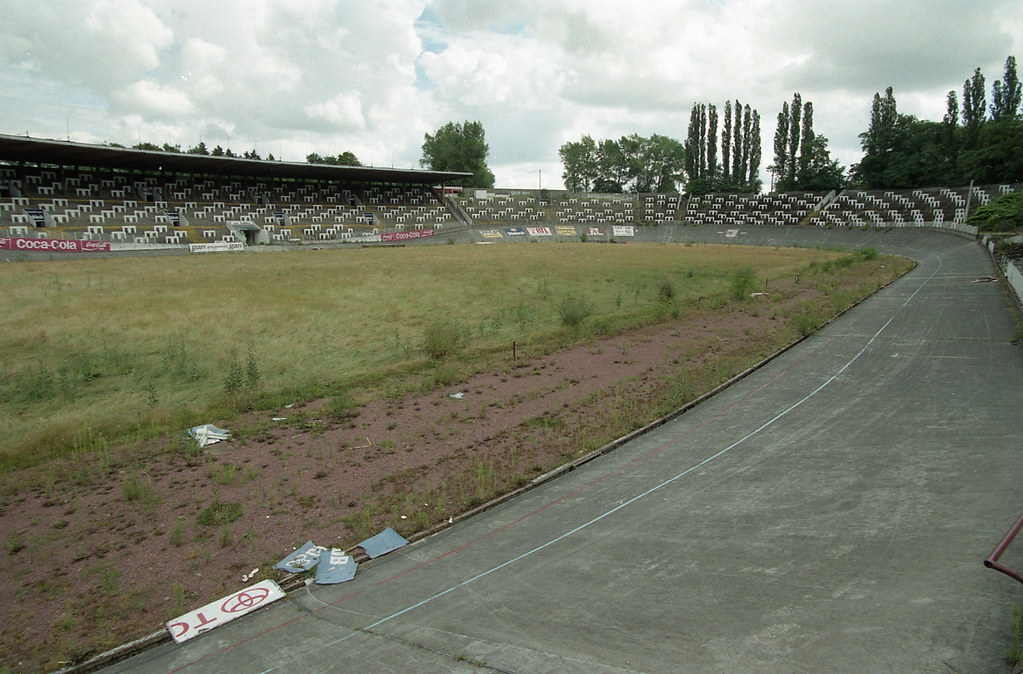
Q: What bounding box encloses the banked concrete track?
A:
[108,227,1023,673]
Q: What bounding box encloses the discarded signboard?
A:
[358,527,408,558]
[187,424,230,448]
[314,549,359,584]
[274,540,326,573]
[166,579,285,644]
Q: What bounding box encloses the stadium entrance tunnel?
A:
[228,222,266,245]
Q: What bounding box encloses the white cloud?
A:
[304,93,366,130]
[2,0,1023,188]
[116,80,196,116]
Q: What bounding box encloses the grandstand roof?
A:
[0,133,471,185]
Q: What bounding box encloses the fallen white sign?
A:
[166,579,285,644]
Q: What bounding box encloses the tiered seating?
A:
[548,194,632,224]
[363,185,453,230]
[640,194,684,223]
[684,192,827,228]
[806,184,1021,228]
[1,164,463,244]
[457,191,547,223]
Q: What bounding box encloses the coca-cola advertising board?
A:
[381,229,435,242]
[0,236,111,252]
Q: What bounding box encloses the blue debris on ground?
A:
[358,527,409,558]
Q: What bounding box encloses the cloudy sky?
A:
[2,0,1022,190]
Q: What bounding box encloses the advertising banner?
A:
[526,227,552,236]
[381,229,435,242]
[0,236,110,252]
[586,227,605,237]
[166,580,285,644]
[612,225,635,237]
[479,229,503,238]
[504,227,525,236]
[188,241,245,253]
[556,226,578,236]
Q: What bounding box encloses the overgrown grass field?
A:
[0,242,869,472]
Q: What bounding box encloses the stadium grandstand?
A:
[1,132,1020,251]
[0,133,472,250]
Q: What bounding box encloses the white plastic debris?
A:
[449,392,465,399]
[187,424,230,448]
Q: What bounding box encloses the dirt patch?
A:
[0,265,905,671]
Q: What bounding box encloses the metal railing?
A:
[985,511,1023,584]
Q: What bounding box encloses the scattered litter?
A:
[449,392,465,399]
[354,438,372,449]
[400,514,407,519]
[314,549,358,585]
[358,527,408,558]
[275,541,326,573]
[285,403,294,408]
[187,424,230,448]
[241,567,260,582]
[750,292,768,297]
[972,276,998,283]
[272,417,287,422]
[167,580,284,644]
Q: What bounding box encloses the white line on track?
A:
[259,253,942,673]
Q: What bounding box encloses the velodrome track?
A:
[107,227,1023,673]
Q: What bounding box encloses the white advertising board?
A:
[166,579,285,643]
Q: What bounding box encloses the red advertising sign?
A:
[0,236,111,252]
[381,229,435,242]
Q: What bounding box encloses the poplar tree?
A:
[732,99,742,180]
[722,101,732,182]
[991,55,1021,120]
[786,93,801,185]
[684,103,701,183]
[698,104,707,178]
[707,104,718,180]
[942,90,960,157]
[798,101,814,180]
[772,101,789,189]
[749,110,762,191]
[962,68,986,148]
[740,104,752,185]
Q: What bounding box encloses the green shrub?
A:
[197,501,242,527]
[794,313,819,337]
[657,277,677,303]
[223,355,244,394]
[968,192,1023,232]
[1006,602,1023,666]
[324,391,354,418]
[423,320,465,360]
[244,350,261,388]
[558,295,593,327]
[730,267,758,300]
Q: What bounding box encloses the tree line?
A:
[104,55,1023,195]
[559,55,1022,195]
[853,56,1023,189]
[125,140,276,161]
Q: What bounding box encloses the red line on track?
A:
[168,334,836,672]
